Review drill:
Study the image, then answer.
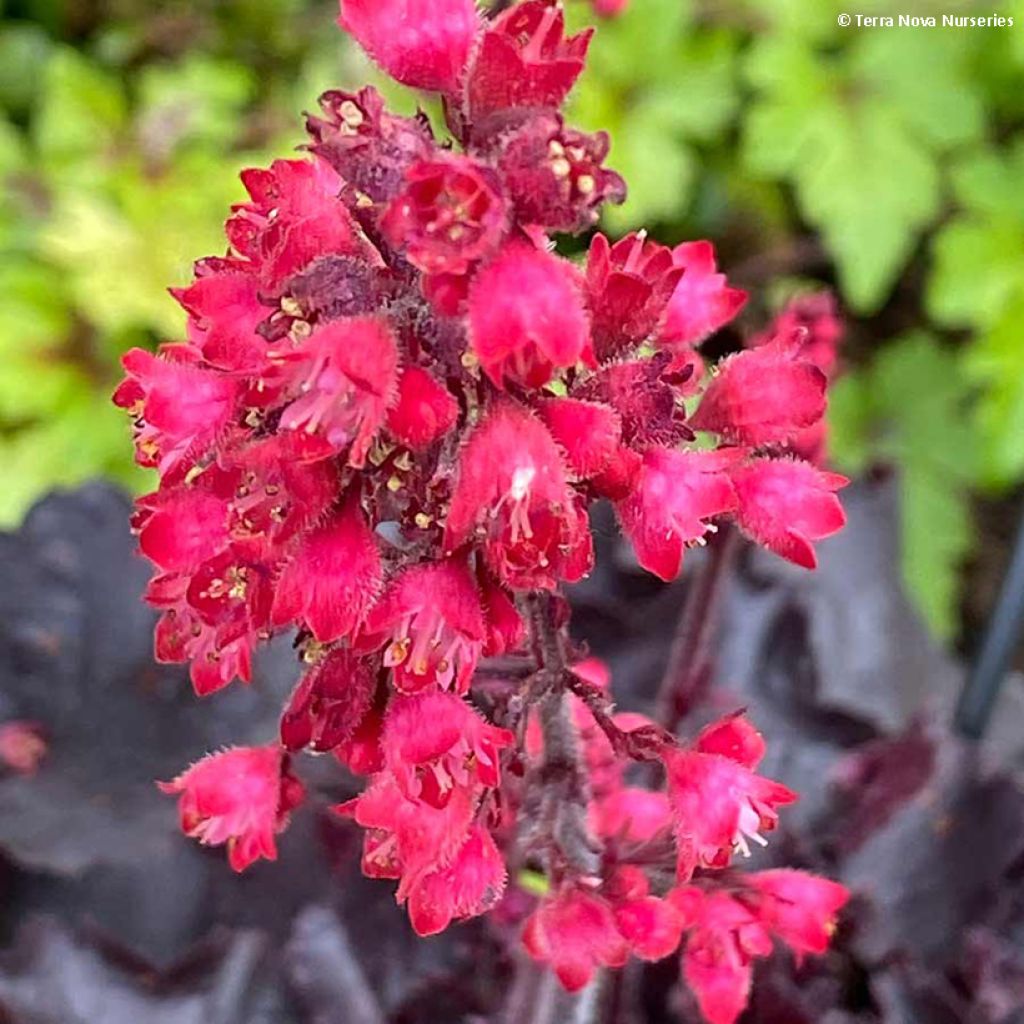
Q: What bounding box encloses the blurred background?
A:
[2,1,1024,1021]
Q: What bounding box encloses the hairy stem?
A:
[656,527,740,733]
[525,591,600,878]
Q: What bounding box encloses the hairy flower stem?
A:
[656,526,740,733]
[527,592,600,878]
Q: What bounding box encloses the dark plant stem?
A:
[955,506,1024,740]
[656,527,740,733]
[526,591,600,878]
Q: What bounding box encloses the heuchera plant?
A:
[114,3,849,1021]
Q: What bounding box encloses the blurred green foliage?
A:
[1,0,1022,640]
[568,0,1024,639]
[0,0,358,520]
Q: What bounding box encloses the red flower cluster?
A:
[115,3,848,1021]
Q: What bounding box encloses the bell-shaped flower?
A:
[730,457,847,569]
[468,240,592,389]
[661,241,747,348]
[114,346,238,476]
[617,448,739,581]
[523,887,630,992]
[664,747,797,881]
[690,333,827,446]
[276,316,398,468]
[495,114,625,234]
[280,649,377,753]
[338,0,479,94]
[360,559,486,694]
[467,0,593,119]
[382,154,507,275]
[271,496,382,642]
[670,887,773,1024]
[158,745,304,872]
[445,403,593,590]
[746,869,849,960]
[382,691,514,805]
[385,366,459,451]
[586,232,683,360]
[405,825,507,936]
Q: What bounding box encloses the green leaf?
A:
[849,31,985,152]
[829,334,978,640]
[964,288,1024,488]
[0,258,80,422]
[797,100,939,312]
[743,27,986,313]
[951,141,1024,222]
[600,100,696,232]
[927,216,1024,329]
[33,48,127,168]
[0,23,53,117]
[39,150,249,337]
[826,373,874,476]
[900,467,973,643]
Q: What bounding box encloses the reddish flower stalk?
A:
[115,3,850,1021]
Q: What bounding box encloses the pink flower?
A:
[592,786,672,845]
[747,869,849,959]
[271,497,382,642]
[467,0,593,119]
[338,0,479,94]
[614,895,685,962]
[382,691,513,804]
[405,825,507,935]
[172,266,269,374]
[340,772,475,883]
[220,434,340,561]
[158,745,304,872]
[227,158,363,293]
[280,649,377,753]
[695,712,767,770]
[523,888,629,991]
[586,232,683,360]
[478,571,526,656]
[360,559,487,694]
[750,292,843,381]
[671,887,773,1024]
[661,241,747,347]
[690,334,828,446]
[134,487,229,575]
[276,316,399,468]
[114,347,238,476]
[538,397,622,480]
[148,550,274,697]
[468,241,592,389]
[617,448,739,581]
[730,457,848,569]
[0,721,46,776]
[381,154,507,275]
[445,404,593,589]
[574,355,690,452]
[593,0,630,15]
[495,113,625,234]
[665,747,797,881]
[386,366,459,451]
